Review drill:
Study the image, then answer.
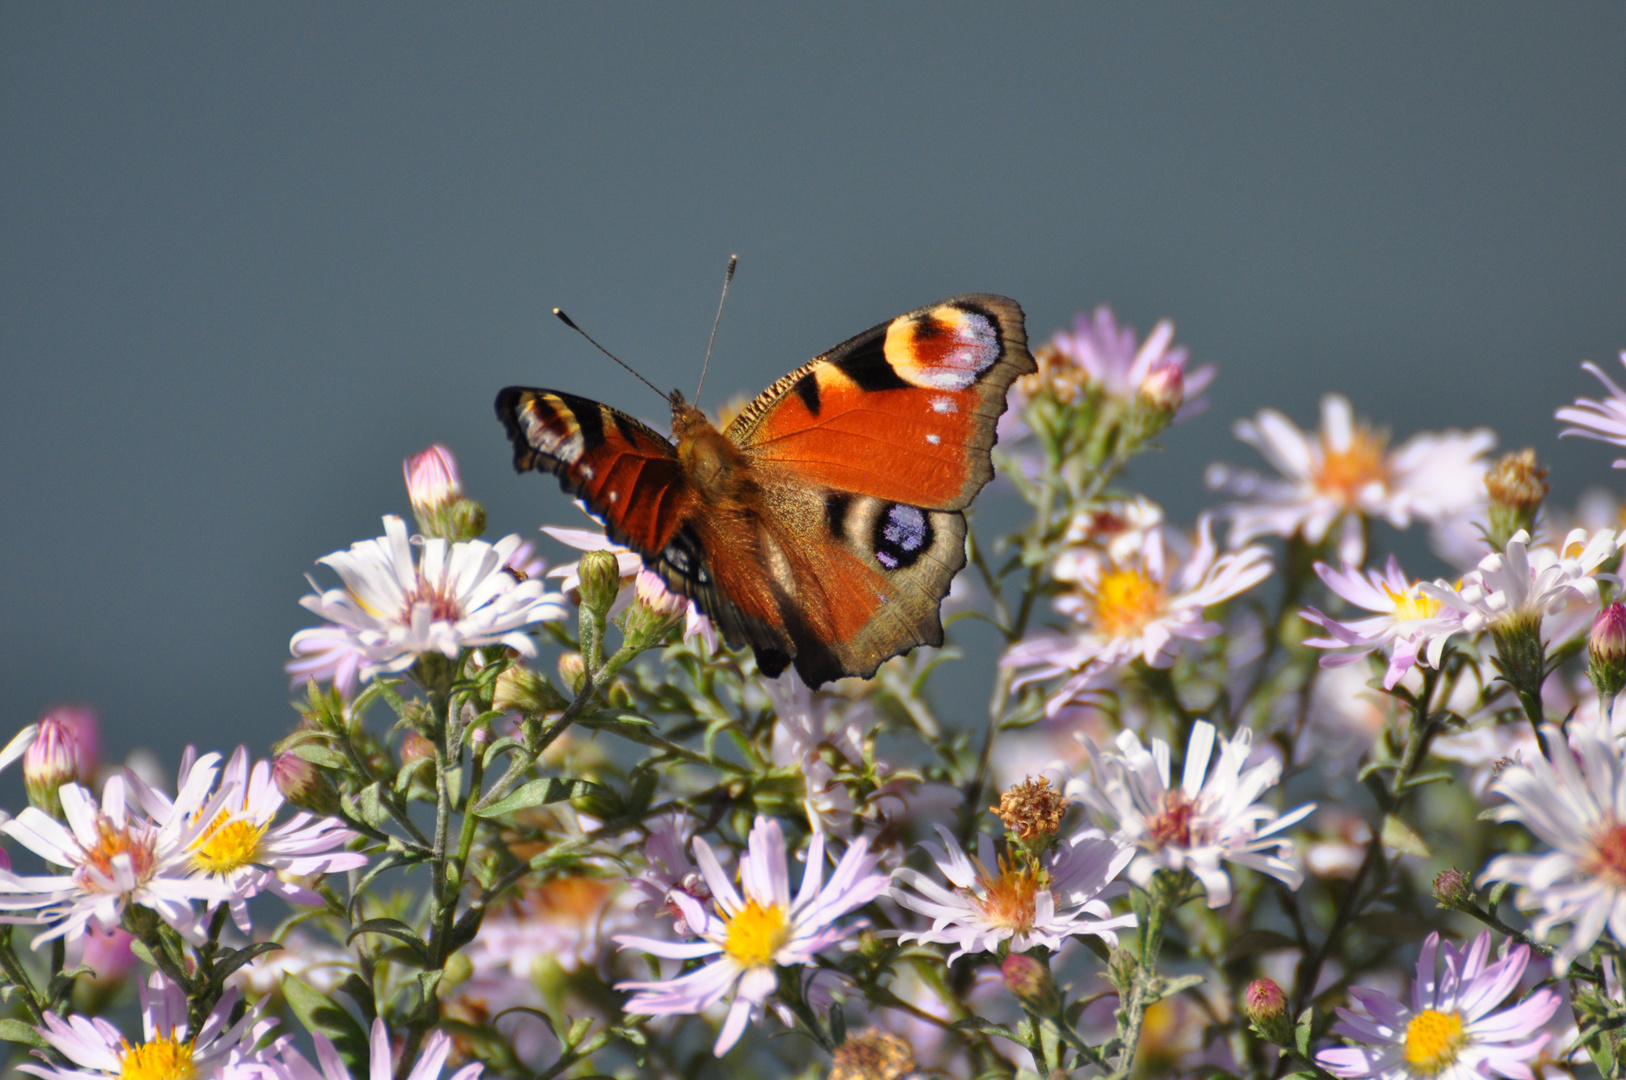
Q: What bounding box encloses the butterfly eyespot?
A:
[874,503,931,570]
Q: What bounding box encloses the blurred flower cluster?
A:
[4,316,1626,1080]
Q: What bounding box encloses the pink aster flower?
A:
[1206,394,1495,564]
[21,971,272,1080]
[1300,556,1468,688]
[1071,721,1314,908]
[629,814,715,936]
[0,762,237,946]
[1557,352,1626,467]
[1315,931,1560,1080]
[613,815,890,1056]
[1038,306,1214,416]
[247,1017,481,1080]
[891,824,1135,961]
[1003,514,1272,716]
[131,747,367,933]
[292,515,568,683]
[1480,722,1626,975]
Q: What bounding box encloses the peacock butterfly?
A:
[495,294,1035,687]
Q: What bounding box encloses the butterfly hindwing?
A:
[494,387,698,556]
[725,294,1034,511]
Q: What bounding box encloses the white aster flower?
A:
[1300,557,1467,689]
[1003,514,1271,716]
[1557,351,1626,467]
[1422,528,1619,637]
[543,525,717,650]
[1206,394,1495,564]
[247,1017,481,1080]
[1071,721,1314,907]
[891,824,1135,962]
[1480,722,1626,974]
[0,763,237,946]
[1315,931,1560,1080]
[613,815,890,1056]
[292,515,568,682]
[21,971,270,1080]
[132,748,368,933]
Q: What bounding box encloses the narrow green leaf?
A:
[288,744,349,770]
[0,1018,47,1049]
[283,975,368,1071]
[1380,814,1432,858]
[474,777,613,819]
[951,1017,1022,1044]
[347,918,429,963]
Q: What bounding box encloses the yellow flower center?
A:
[191,813,268,875]
[723,899,789,967]
[972,856,1040,932]
[1382,583,1442,622]
[120,1036,196,1080]
[1092,569,1166,637]
[1403,1009,1465,1073]
[1314,428,1389,503]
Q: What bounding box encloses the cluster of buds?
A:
[404,444,486,542]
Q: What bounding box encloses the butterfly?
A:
[495,294,1035,687]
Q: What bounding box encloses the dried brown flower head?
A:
[830,1028,914,1080]
[991,776,1068,842]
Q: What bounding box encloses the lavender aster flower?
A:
[1301,556,1467,688]
[614,815,890,1056]
[1557,351,1626,467]
[248,1017,482,1080]
[1315,931,1560,1080]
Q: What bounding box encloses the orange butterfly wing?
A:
[493,388,698,558]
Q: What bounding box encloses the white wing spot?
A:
[931,396,958,414]
[926,433,942,445]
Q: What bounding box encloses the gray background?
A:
[3,5,1625,768]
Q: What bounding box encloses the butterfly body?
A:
[497,294,1034,687]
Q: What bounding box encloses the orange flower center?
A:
[1091,569,1166,637]
[77,818,156,893]
[973,856,1041,932]
[1313,428,1389,504]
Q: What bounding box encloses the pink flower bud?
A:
[273,751,340,816]
[1001,953,1061,1016]
[81,925,136,986]
[25,707,98,815]
[1244,978,1292,1044]
[403,444,463,514]
[635,569,688,619]
[400,732,436,765]
[1139,363,1185,413]
[1590,602,1626,699]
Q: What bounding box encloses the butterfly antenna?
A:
[552,308,669,403]
[694,254,738,402]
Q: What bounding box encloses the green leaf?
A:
[347,918,429,964]
[288,743,349,770]
[1380,813,1432,858]
[1151,972,1205,1001]
[474,777,614,819]
[208,941,283,986]
[951,1017,1022,1044]
[283,974,369,1071]
[1294,1008,1315,1058]
[0,1018,47,1049]
[335,973,378,1025]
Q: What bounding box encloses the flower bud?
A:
[1001,953,1062,1017]
[1139,363,1184,413]
[400,732,436,765]
[1244,978,1292,1045]
[273,751,341,817]
[577,550,623,619]
[25,707,98,816]
[81,925,135,987]
[557,652,586,695]
[622,570,688,648]
[404,444,462,514]
[1589,602,1626,701]
[1485,449,1548,550]
[1432,867,1472,909]
[493,665,569,715]
[829,1028,913,1080]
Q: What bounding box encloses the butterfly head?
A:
[668,390,748,496]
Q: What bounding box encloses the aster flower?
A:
[285,625,368,697]
[292,515,568,682]
[0,763,237,946]
[1315,931,1560,1080]
[1206,394,1495,564]
[464,873,633,978]
[20,970,271,1080]
[1300,556,1468,688]
[134,747,367,933]
[629,814,715,936]
[613,815,890,1056]
[543,525,717,650]
[1557,352,1626,467]
[890,824,1135,962]
[246,1017,481,1080]
[1071,721,1314,907]
[1002,514,1271,716]
[767,674,906,827]
[1422,528,1619,638]
[1016,306,1215,418]
[1480,722,1626,974]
